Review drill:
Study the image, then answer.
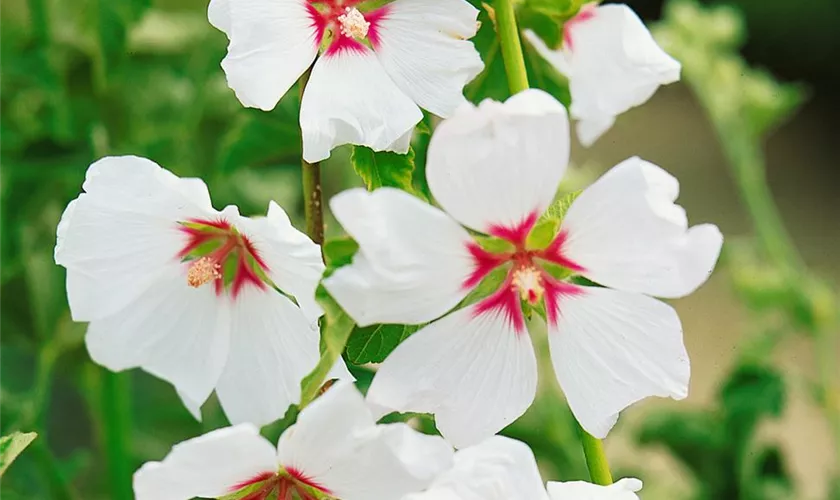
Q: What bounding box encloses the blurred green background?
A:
[1,0,838,498]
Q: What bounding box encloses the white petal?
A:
[560,157,723,298]
[557,4,680,145]
[378,423,455,486]
[547,287,689,438]
[278,382,442,500]
[176,388,204,421]
[86,264,230,408]
[367,306,538,449]
[409,436,549,500]
[547,478,643,500]
[575,114,616,148]
[372,0,483,118]
[133,424,277,500]
[426,89,570,233]
[55,156,213,321]
[234,201,325,322]
[323,188,474,326]
[215,286,321,427]
[211,0,319,110]
[300,47,422,162]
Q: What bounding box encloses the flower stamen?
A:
[512,266,544,305]
[187,257,222,288]
[337,7,369,39]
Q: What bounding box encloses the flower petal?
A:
[210,0,319,110]
[547,478,643,500]
[533,4,680,146]
[406,436,549,500]
[560,157,723,298]
[323,188,474,326]
[300,47,422,162]
[371,0,483,118]
[426,89,570,233]
[133,424,277,500]
[278,382,444,500]
[366,306,538,448]
[86,264,230,409]
[547,287,689,438]
[215,286,322,427]
[55,156,213,322]
[234,201,325,322]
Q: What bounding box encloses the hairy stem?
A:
[579,426,614,486]
[299,69,324,245]
[494,0,530,94]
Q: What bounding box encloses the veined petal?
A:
[55,156,214,322]
[560,157,723,298]
[210,0,319,111]
[323,188,474,326]
[366,306,538,449]
[371,0,483,118]
[405,436,549,500]
[300,47,422,163]
[86,264,230,409]
[234,201,325,322]
[547,287,689,438]
[553,4,680,145]
[133,424,278,500]
[426,89,570,233]
[215,286,322,427]
[547,478,643,500]
[378,423,455,488]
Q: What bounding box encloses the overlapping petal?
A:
[547,287,689,438]
[323,188,475,326]
[426,89,570,233]
[547,478,643,500]
[560,157,723,299]
[133,424,277,500]
[367,306,538,449]
[371,0,484,118]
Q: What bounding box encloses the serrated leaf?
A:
[299,285,356,407]
[541,190,581,222]
[0,432,37,477]
[346,324,420,365]
[323,237,358,269]
[350,146,415,192]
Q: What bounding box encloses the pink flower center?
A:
[177,218,269,298]
[563,3,596,51]
[305,0,389,55]
[466,212,586,332]
[229,468,332,500]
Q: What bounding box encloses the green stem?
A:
[494,0,530,94]
[99,370,133,500]
[578,425,614,485]
[299,69,324,245]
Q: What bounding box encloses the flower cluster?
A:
[53,1,720,498]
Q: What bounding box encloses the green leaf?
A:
[350,146,415,192]
[345,324,420,365]
[540,190,581,222]
[720,364,785,444]
[299,285,356,407]
[0,432,38,477]
[323,237,359,269]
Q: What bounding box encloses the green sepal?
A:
[0,432,37,477]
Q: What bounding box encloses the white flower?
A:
[547,478,643,500]
[403,436,549,500]
[55,156,350,427]
[323,89,722,447]
[524,4,680,146]
[209,0,484,163]
[133,381,453,500]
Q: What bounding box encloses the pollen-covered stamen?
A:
[337,7,369,39]
[512,266,544,305]
[186,257,222,288]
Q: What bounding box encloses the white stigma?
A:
[337,7,370,40]
[187,257,221,288]
[512,267,544,304]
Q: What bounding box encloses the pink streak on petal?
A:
[542,274,584,327]
[473,276,526,333]
[286,466,333,495]
[186,217,232,231]
[305,2,327,44]
[366,5,391,49]
[176,230,215,259]
[563,3,596,51]
[242,235,270,272]
[463,242,511,290]
[537,229,586,272]
[487,211,539,247]
[231,254,267,299]
[325,36,367,57]
[230,471,276,492]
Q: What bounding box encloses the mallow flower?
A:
[209,0,484,162]
[133,381,453,500]
[55,156,349,427]
[323,89,723,448]
[524,3,680,146]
